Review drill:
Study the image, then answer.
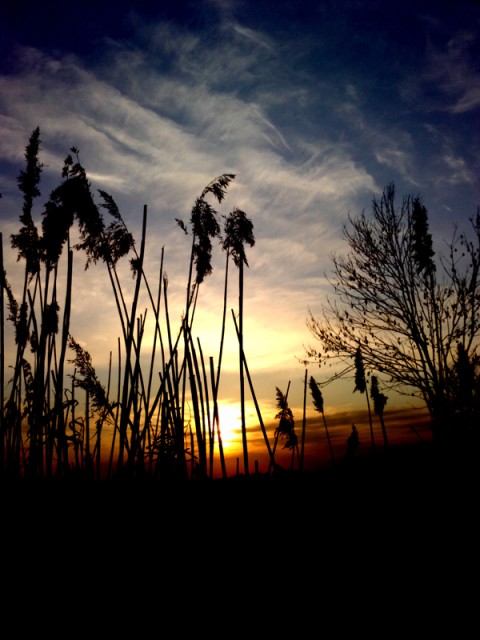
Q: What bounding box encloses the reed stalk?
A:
[231,309,274,469]
[209,355,227,478]
[300,368,308,472]
[354,347,375,451]
[222,208,255,475]
[309,376,335,465]
[238,258,248,475]
[116,205,147,474]
[196,337,214,478]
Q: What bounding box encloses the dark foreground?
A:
[1,439,475,635]
[1,440,477,526]
[1,439,478,618]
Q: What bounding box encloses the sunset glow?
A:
[214,402,243,449]
[1,1,479,482]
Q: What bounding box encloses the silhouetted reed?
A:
[354,347,375,451]
[222,207,255,475]
[370,376,389,448]
[1,129,276,483]
[309,375,335,465]
[270,384,298,471]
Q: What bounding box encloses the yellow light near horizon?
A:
[215,402,242,449]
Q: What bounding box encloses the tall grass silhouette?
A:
[270,384,298,471]
[309,376,335,465]
[0,129,274,482]
[370,375,389,448]
[353,347,375,451]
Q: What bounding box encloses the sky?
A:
[1,0,479,471]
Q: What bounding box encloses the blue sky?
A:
[1,0,479,437]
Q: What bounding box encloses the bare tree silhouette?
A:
[306,183,480,444]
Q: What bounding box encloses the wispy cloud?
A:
[229,23,276,53]
[403,28,480,114]
[441,154,475,185]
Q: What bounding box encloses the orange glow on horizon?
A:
[213,401,262,450]
[215,402,242,449]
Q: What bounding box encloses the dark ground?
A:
[1,439,477,527]
[1,439,477,624]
